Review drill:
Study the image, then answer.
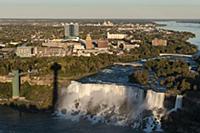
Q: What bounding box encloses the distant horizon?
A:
[0,0,199,19]
[0,18,200,20]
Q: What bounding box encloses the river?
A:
[155,21,200,49]
[0,106,134,133]
[1,21,200,133]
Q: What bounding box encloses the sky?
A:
[0,0,199,19]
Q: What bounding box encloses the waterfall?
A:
[57,81,166,128]
[167,95,183,115]
[146,90,165,109]
[57,81,145,125]
[143,90,165,132]
[174,95,183,110]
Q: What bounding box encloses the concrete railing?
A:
[159,53,192,58]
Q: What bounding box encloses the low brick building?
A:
[152,38,167,46]
[97,39,109,48]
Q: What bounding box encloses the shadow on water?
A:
[0,64,144,132]
[50,62,62,111]
[0,106,136,133]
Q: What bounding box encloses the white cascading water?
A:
[174,95,183,110]
[167,95,183,115]
[144,90,165,132]
[57,81,165,129]
[145,90,165,110]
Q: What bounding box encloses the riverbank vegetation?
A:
[0,83,12,99]
[128,58,200,97]
[160,57,200,133]
[129,58,200,133]
[128,29,197,55]
[144,59,198,94]
[0,82,53,110]
[0,54,135,76]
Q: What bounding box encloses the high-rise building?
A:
[85,34,93,49]
[64,23,79,38]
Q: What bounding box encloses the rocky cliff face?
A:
[162,91,200,133]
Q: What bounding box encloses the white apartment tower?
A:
[64,23,79,38]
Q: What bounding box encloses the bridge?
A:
[159,53,192,58]
[114,62,143,67]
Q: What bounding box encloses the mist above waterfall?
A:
[57,81,145,125]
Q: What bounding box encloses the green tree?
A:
[129,70,149,85]
[179,79,191,91]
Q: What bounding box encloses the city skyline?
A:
[0,0,200,19]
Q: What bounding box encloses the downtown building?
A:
[107,32,127,40]
[64,23,79,39]
[16,46,68,58]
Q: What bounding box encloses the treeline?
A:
[0,54,143,77]
[145,59,199,94]
[145,59,190,77]
[0,25,64,43]
[133,40,197,55]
